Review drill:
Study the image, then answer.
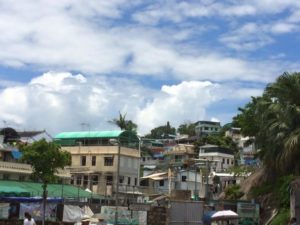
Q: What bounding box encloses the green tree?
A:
[109,112,138,131]
[177,122,196,136]
[233,72,300,178]
[20,139,71,225]
[194,134,239,157]
[145,121,176,139]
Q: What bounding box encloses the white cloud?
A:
[0,72,263,135]
[0,0,295,83]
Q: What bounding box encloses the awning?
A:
[11,150,22,159]
[0,180,104,199]
[0,186,30,197]
[141,172,168,180]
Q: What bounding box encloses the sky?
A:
[0,0,300,135]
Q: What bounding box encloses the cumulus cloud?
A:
[0,72,263,135]
[0,0,295,83]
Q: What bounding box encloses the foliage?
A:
[145,121,176,139]
[233,72,300,178]
[20,139,71,225]
[20,139,71,184]
[109,112,138,131]
[177,122,196,136]
[193,134,239,157]
[269,209,290,225]
[250,175,294,208]
[274,175,294,208]
[224,184,244,200]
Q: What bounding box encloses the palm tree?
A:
[262,73,300,174]
[234,72,300,177]
[109,112,138,132]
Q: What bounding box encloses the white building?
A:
[199,144,235,172]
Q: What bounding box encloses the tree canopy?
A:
[21,139,71,183]
[145,121,176,139]
[20,139,71,225]
[177,122,196,136]
[233,72,300,178]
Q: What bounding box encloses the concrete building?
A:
[195,121,221,137]
[54,130,140,196]
[164,144,196,164]
[0,128,70,182]
[198,144,234,172]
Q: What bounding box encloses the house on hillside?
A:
[195,121,221,137]
[198,144,234,172]
[54,130,140,198]
[0,127,70,182]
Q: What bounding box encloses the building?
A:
[225,127,258,166]
[0,127,70,182]
[54,130,140,196]
[164,144,196,165]
[195,121,221,137]
[198,144,234,172]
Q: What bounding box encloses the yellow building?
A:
[54,130,140,196]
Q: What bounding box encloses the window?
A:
[92,156,96,166]
[204,127,209,130]
[134,178,137,186]
[3,174,9,180]
[71,176,74,185]
[222,158,225,164]
[182,175,187,182]
[159,180,164,186]
[119,176,124,184]
[76,176,82,185]
[92,175,99,185]
[127,177,131,185]
[81,156,86,166]
[106,175,113,185]
[227,159,229,164]
[83,175,88,185]
[104,157,114,166]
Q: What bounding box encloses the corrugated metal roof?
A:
[54,130,123,139]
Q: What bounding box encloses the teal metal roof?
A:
[54,130,123,139]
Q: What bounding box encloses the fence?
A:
[168,200,204,225]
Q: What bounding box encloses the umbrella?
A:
[211,210,239,220]
[92,213,108,220]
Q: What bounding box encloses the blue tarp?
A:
[11,150,22,159]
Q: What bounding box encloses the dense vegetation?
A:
[233,72,300,179]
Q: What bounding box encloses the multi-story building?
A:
[54,130,140,196]
[195,121,221,137]
[164,144,196,165]
[198,144,234,172]
[0,128,70,182]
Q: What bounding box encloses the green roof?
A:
[54,130,124,139]
[0,180,103,199]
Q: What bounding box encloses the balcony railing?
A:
[0,161,32,173]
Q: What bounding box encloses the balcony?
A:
[0,161,70,178]
[0,161,32,174]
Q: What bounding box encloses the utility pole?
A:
[115,139,121,225]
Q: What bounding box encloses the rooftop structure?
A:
[195,121,221,137]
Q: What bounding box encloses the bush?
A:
[269,209,290,225]
[224,184,244,200]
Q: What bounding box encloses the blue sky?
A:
[0,0,300,135]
